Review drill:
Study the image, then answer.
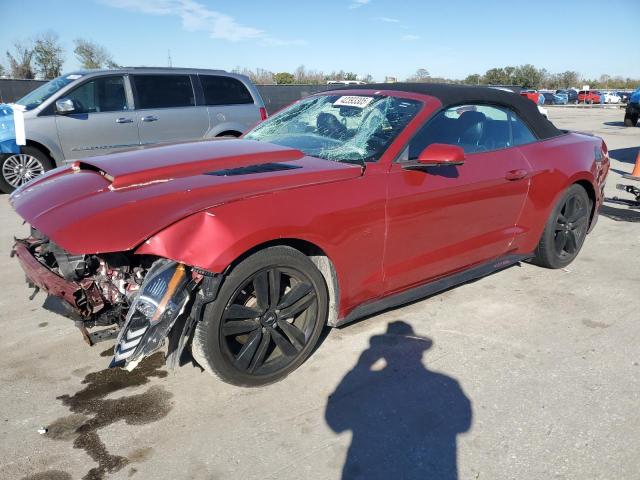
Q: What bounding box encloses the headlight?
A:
[110,259,190,368]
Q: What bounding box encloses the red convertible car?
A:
[10,84,609,386]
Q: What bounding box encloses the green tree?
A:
[560,71,580,89]
[33,31,64,79]
[274,72,295,84]
[464,73,481,85]
[6,40,35,79]
[344,71,358,81]
[73,38,118,69]
[513,64,543,88]
[0,63,4,77]
[483,67,507,85]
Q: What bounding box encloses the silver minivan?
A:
[0,68,267,193]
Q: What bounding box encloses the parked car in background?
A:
[554,92,569,104]
[617,91,631,103]
[10,84,609,385]
[624,88,640,126]
[0,68,267,193]
[602,92,621,104]
[541,92,567,105]
[578,90,602,104]
[519,89,544,105]
[556,89,578,104]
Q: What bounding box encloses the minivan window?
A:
[15,74,83,111]
[200,75,254,105]
[132,75,195,109]
[63,76,127,114]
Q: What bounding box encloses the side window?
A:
[510,112,536,145]
[200,75,254,105]
[64,76,127,114]
[407,104,511,158]
[132,75,195,109]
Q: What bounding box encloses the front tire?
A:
[192,246,328,387]
[530,184,591,269]
[0,146,53,194]
[624,115,638,127]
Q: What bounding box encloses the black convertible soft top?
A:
[332,82,564,140]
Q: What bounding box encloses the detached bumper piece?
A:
[110,259,191,370]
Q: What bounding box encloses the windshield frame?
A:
[14,73,85,111]
[244,91,426,165]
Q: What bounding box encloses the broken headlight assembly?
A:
[110,259,191,370]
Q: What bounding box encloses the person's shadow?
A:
[325,321,472,480]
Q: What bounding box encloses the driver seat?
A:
[317,112,348,140]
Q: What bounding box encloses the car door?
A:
[131,74,209,146]
[383,104,532,294]
[55,75,139,159]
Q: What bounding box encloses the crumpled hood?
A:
[10,139,361,254]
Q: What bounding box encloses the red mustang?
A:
[11,84,609,386]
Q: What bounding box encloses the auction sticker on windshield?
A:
[333,96,374,108]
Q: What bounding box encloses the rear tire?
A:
[0,146,53,194]
[624,115,638,127]
[530,184,591,269]
[192,246,328,387]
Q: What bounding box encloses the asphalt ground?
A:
[0,107,638,480]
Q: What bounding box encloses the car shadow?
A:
[325,321,472,480]
[603,121,627,127]
[600,204,640,223]
[609,146,639,165]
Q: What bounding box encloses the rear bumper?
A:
[12,241,84,313]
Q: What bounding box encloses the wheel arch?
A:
[222,238,340,327]
[574,178,597,227]
[215,130,242,138]
[135,212,342,327]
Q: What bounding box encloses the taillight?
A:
[259,107,268,121]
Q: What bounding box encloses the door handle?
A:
[505,169,528,181]
[116,117,133,124]
[141,115,158,122]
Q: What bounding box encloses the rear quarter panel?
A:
[512,132,607,253]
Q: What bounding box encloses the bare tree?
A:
[34,31,64,79]
[6,40,35,79]
[73,38,118,69]
[407,68,430,82]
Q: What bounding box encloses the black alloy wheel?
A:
[221,267,318,375]
[192,246,328,386]
[552,193,589,258]
[531,184,591,269]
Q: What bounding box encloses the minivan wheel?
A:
[624,115,638,127]
[530,184,591,269]
[192,246,328,387]
[0,146,53,194]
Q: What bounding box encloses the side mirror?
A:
[403,143,465,171]
[55,98,76,114]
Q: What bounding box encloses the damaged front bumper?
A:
[12,235,220,372]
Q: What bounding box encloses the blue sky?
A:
[1,0,639,81]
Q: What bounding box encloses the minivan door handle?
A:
[141,115,158,122]
[505,169,528,181]
[116,117,134,124]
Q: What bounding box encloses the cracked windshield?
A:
[245,94,421,163]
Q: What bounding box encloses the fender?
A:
[135,171,389,318]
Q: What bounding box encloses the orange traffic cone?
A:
[623,149,640,181]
